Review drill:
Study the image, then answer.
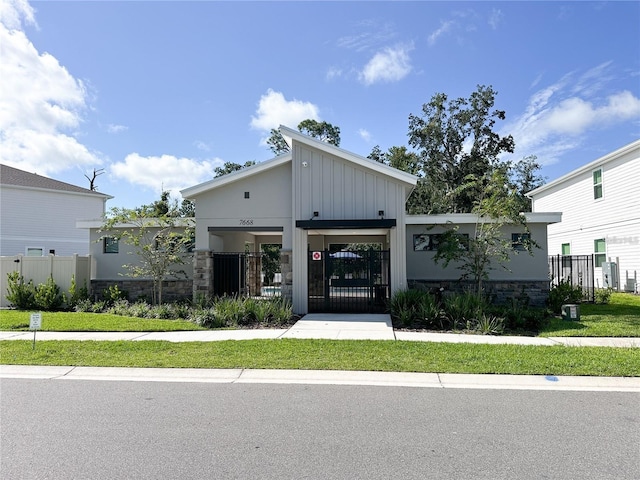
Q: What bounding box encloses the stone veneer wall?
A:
[407,279,550,307]
[193,250,213,299]
[91,279,193,303]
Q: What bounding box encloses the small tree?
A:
[101,209,194,305]
[433,168,537,296]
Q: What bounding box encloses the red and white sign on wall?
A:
[312,251,322,261]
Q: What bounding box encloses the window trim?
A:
[592,168,603,200]
[25,247,44,257]
[511,233,531,251]
[594,238,606,268]
[103,236,119,254]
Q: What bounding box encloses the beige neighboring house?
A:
[178,126,560,314]
[528,139,640,293]
[0,164,112,257]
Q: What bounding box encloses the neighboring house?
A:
[176,126,559,314]
[0,164,111,256]
[527,139,640,293]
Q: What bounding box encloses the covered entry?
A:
[308,248,390,313]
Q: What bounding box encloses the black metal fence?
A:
[308,249,390,313]
[549,254,595,302]
[212,253,281,298]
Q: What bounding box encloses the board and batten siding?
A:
[531,140,640,290]
[294,144,401,221]
[291,142,411,312]
[0,186,106,256]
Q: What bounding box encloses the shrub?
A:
[443,292,488,330]
[594,288,613,305]
[472,314,505,335]
[548,280,583,313]
[34,276,63,310]
[5,272,36,309]
[67,275,89,309]
[107,299,131,316]
[388,289,426,328]
[74,299,93,312]
[103,284,128,304]
[188,307,224,328]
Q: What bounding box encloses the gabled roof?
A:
[0,164,112,199]
[279,125,418,186]
[181,126,418,199]
[527,139,640,198]
[181,153,292,198]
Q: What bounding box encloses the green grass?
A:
[1,339,638,376]
[540,293,640,337]
[0,310,205,332]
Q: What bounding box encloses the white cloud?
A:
[505,68,640,165]
[428,20,454,46]
[249,89,320,132]
[326,66,343,81]
[358,128,372,143]
[0,1,101,174]
[193,140,211,152]
[111,153,220,200]
[488,9,503,30]
[107,124,127,134]
[359,44,413,86]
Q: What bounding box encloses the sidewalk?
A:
[2,314,639,391]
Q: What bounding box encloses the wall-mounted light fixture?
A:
[378,210,385,218]
[302,161,309,168]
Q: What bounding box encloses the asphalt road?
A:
[1,379,638,479]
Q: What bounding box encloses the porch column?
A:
[193,249,213,299]
[280,249,292,303]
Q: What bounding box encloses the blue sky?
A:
[1,0,639,210]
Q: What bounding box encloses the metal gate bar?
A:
[308,249,390,313]
[548,254,595,302]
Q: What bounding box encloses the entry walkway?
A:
[0,314,638,347]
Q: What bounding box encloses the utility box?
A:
[561,304,580,321]
[602,262,618,289]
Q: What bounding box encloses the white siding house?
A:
[0,164,112,256]
[527,140,640,293]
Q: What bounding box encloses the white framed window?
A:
[594,238,606,268]
[592,168,603,200]
[26,247,44,256]
[561,243,571,255]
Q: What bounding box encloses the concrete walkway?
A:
[1,313,639,347]
[2,314,639,392]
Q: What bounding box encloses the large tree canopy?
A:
[266,119,341,156]
[407,85,518,213]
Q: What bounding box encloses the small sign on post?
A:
[30,312,42,350]
[312,251,322,261]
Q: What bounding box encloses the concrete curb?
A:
[1,365,639,392]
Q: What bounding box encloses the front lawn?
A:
[1,339,638,377]
[540,292,640,337]
[0,310,205,332]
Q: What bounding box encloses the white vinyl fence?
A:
[0,254,91,307]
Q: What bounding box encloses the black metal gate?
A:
[212,252,282,298]
[308,249,390,313]
[549,254,595,302]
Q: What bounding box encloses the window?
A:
[413,233,468,251]
[103,236,119,254]
[561,243,571,255]
[26,247,43,256]
[512,233,531,251]
[593,168,603,200]
[594,238,606,267]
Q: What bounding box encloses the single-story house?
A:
[172,126,560,313]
